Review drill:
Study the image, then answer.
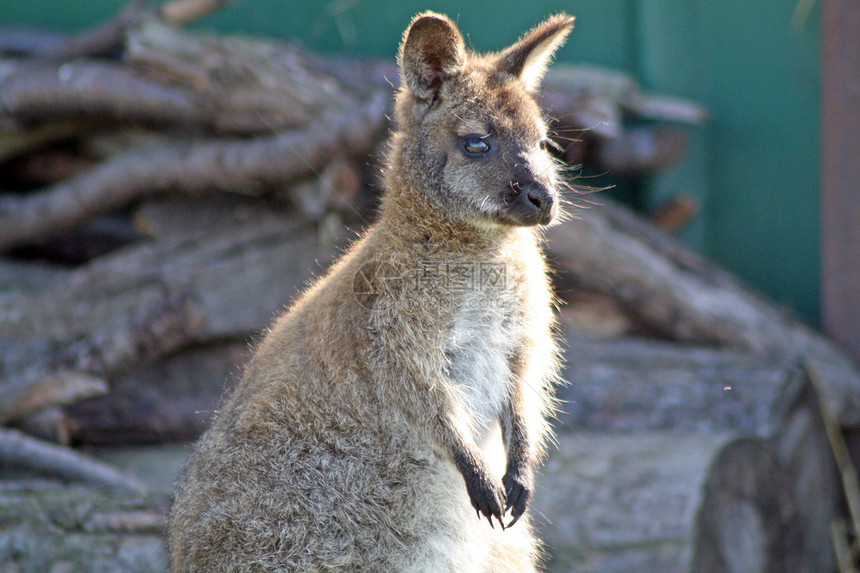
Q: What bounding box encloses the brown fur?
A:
[167,12,573,572]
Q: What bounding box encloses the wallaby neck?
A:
[377,172,524,255]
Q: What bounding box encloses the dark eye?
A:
[540,138,564,157]
[461,134,491,156]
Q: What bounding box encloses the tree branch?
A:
[0,372,108,425]
[0,0,237,60]
[159,0,236,26]
[0,93,387,251]
[0,428,145,492]
[0,60,198,129]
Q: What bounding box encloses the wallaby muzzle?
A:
[503,182,557,226]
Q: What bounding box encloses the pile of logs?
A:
[0,2,857,571]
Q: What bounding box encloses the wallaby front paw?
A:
[465,465,506,529]
[502,470,533,528]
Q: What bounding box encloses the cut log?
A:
[547,333,838,573]
[0,28,701,255]
[0,59,200,129]
[557,333,797,435]
[8,216,146,265]
[547,200,794,351]
[649,196,699,232]
[316,57,707,139]
[764,380,838,573]
[0,0,237,61]
[15,407,71,445]
[0,27,68,57]
[0,440,193,570]
[534,432,822,573]
[159,0,237,26]
[541,64,708,129]
[5,0,150,61]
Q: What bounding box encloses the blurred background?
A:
[1,2,856,572]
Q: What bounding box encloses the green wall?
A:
[0,0,821,324]
[698,1,819,322]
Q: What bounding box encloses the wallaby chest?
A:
[446,306,516,431]
[437,260,523,436]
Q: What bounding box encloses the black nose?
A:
[512,184,556,225]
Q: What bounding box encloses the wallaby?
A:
[168,11,573,572]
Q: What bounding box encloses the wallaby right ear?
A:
[495,14,574,92]
[399,12,466,101]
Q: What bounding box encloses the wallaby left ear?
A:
[399,12,467,101]
[496,14,574,91]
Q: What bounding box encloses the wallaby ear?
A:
[399,12,467,100]
[496,14,574,91]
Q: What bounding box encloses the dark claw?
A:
[466,471,504,529]
[456,453,505,529]
[504,484,524,528]
[504,481,523,513]
[502,471,532,529]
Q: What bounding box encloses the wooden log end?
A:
[692,439,804,572]
[535,433,806,573]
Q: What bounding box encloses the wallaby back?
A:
[168,12,573,572]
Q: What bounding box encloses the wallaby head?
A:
[389,12,574,229]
